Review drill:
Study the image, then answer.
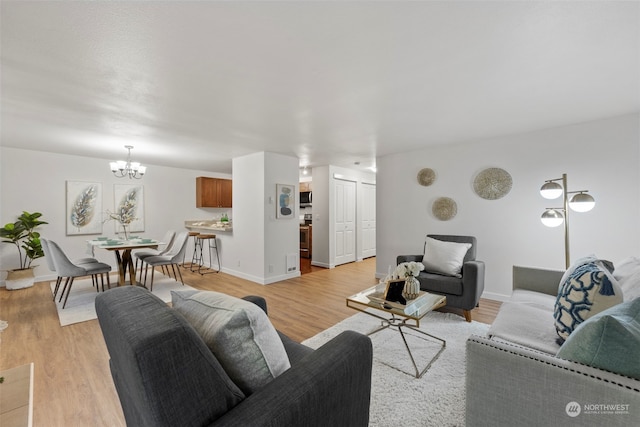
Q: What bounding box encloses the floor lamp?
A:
[540,173,595,269]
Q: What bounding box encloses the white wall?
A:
[377,113,640,301]
[0,147,231,283]
[229,152,266,282]
[264,152,301,282]
[230,151,300,285]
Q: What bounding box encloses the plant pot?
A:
[5,268,35,290]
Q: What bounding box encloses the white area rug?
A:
[303,310,489,427]
[50,273,196,326]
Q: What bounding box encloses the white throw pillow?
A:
[421,237,472,278]
[613,256,640,280]
[171,290,291,395]
[620,270,640,301]
[613,257,640,301]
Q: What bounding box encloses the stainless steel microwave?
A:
[300,191,312,207]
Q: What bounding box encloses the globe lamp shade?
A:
[540,181,563,199]
[541,209,564,227]
[569,192,595,212]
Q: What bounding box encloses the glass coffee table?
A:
[346,285,447,378]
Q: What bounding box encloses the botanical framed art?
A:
[276,184,295,219]
[112,184,145,233]
[66,181,103,235]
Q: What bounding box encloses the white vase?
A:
[403,276,420,300]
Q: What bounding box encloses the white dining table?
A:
[87,239,162,286]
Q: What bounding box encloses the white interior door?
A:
[334,179,356,266]
[362,183,376,258]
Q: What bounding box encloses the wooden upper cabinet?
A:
[196,177,232,208]
[299,182,312,192]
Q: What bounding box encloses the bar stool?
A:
[190,234,204,272]
[182,231,200,268]
[196,234,220,274]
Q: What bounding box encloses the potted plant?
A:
[1,211,48,290]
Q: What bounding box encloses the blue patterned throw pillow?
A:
[554,261,623,343]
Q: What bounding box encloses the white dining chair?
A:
[134,230,176,282]
[47,240,112,308]
[142,231,190,291]
[42,238,103,300]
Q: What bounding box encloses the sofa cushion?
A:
[554,260,623,343]
[614,256,640,301]
[171,290,291,395]
[488,290,560,354]
[557,298,640,379]
[417,271,463,296]
[421,237,471,278]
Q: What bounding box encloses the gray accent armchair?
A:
[95,286,373,427]
[397,234,485,322]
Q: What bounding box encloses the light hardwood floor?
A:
[0,257,500,426]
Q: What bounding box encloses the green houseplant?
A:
[1,211,48,289]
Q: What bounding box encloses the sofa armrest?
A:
[242,295,268,314]
[461,260,485,306]
[397,255,423,264]
[466,335,640,426]
[214,330,373,427]
[513,265,564,296]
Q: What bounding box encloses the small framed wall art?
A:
[276,184,295,219]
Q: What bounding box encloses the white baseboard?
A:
[480,291,511,302]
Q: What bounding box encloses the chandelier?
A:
[109,145,146,179]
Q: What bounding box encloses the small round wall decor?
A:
[473,167,512,200]
[417,168,436,186]
[432,197,457,221]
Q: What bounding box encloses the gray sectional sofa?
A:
[466,265,640,426]
[96,286,373,427]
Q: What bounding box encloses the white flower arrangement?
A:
[393,261,425,279]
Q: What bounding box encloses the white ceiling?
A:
[1,1,638,174]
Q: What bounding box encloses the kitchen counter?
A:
[185,220,233,232]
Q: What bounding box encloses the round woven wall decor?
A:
[473,167,513,200]
[417,168,437,186]
[432,197,457,221]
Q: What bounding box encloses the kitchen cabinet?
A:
[196,177,232,208]
[299,182,312,192]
